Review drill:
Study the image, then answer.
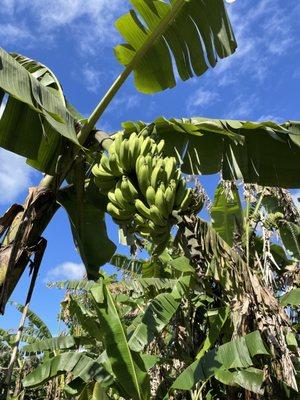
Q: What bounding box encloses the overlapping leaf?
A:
[23,352,110,388]
[172,331,268,392]
[91,281,150,400]
[123,117,300,187]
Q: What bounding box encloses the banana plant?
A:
[0,0,299,311]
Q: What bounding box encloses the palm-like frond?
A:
[12,301,52,339]
[115,0,236,93]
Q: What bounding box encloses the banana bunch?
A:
[92,130,193,253]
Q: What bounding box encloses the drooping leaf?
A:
[91,281,150,400]
[128,276,190,352]
[123,117,300,188]
[47,279,97,291]
[23,352,110,388]
[0,49,79,170]
[280,222,300,260]
[196,307,230,359]
[68,296,102,342]
[211,183,243,246]
[22,335,77,354]
[57,188,116,279]
[12,301,52,339]
[172,331,268,391]
[215,367,264,394]
[127,277,178,293]
[168,256,195,273]
[115,0,236,93]
[110,254,144,275]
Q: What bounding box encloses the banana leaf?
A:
[211,182,243,246]
[115,0,236,93]
[12,301,52,339]
[22,335,77,354]
[23,352,111,388]
[57,188,116,279]
[123,117,300,188]
[172,330,269,391]
[128,276,190,352]
[91,281,150,400]
[0,49,79,173]
[280,288,300,307]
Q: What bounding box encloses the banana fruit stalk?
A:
[92,130,193,254]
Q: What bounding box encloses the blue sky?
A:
[0,0,300,333]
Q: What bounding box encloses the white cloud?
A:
[0,149,35,205]
[226,94,258,119]
[214,0,298,87]
[0,23,32,46]
[109,94,140,113]
[0,0,126,53]
[186,89,220,114]
[82,64,102,93]
[45,262,85,282]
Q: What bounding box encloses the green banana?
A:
[107,190,119,208]
[151,144,157,156]
[92,165,114,181]
[157,139,165,154]
[127,177,139,199]
[164,183,176,214]
[150,165,164,189]
[107,202,133,220]
[114,187,134,211]
[137,163,150,197]
[109,153,123,176]
[135,155,145,173]
[121,176,137,202]
[140,137,152,155]
[113,131,123,156]
[134,213,147,226]
[164,157,176,181]
[150,205,168,226]
[122,140,131,172]
[100,154,112,174]
[135,199,151,219]
[131,135,141,169]
[146,186,156,206]
[155,185,169,219]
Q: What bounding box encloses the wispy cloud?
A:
[109,94,140,113]
[0,23,33,46]
[0,0,126,53]
[45,261,85,282]
[187,0,300,119]
[0,149,35,205]
[82,64,103,94]
[186,89,220,114]
[226,94,259,120]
